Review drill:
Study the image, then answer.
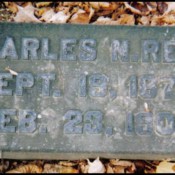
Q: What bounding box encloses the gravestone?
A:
[0,22,175,160]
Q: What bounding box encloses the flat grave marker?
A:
[0,22,175,159]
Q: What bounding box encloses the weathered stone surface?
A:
[0,22,175,159]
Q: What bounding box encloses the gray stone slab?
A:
[0,22,175,160]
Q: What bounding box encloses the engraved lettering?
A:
[125,112,134,135]
[21,38,39,60]
[164,40,175,63]
[129,75,138,98]
[79,39,96,61]
[164,77,175,99]
[0,37,18,59]
[18,110,37,133]
[142,40,160,62]
[84,111,103,134]
[0,73,12,96]
[156,112,174,135]
[135,112,153,136]
[41,38,57,60]
[0,109,16,133]
[111,40,129,62]
[63,110,83,134]
[38,73,55,96]
[79,73,87,97]
[60,39,77,61]
[16,73,34,96]
[89,73,108,97]
[140,74,157,98]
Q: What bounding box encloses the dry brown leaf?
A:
[110,159,136,172]
[0,161,3,173]
[124,2,142,15]
[106,164,114,173]
[15,2,25,6]
[138,16,150,25]
[57,166,79,173]
[156,161,175,173]
[150,15,161,26]
[111,6,126,20]
[69,9,90,24]
[6,164,42,173]
[4,2,18,14]
[79,160,89,173]
[113,166,125,173]
[43,164,78,173]
[151,14,175,26]
[35,2,52,8]
[35,7,52,18]
[89,2,100,10]
[20,2,33,8]
[49,11,71,23]
[116,14,135,25]
[89,7,95,22]
[96,10,113,16]
[59,161,78,167]
[63,2,81,7]
[99,2,110,8]
[13,4,41,23]
[162,15,175,24]
[163,2,175,15]
[39,9,55,22]
[100,2,119,11]
[55,6,70,13]
[93,16,125,25]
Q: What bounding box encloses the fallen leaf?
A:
[35,2,52,8]
[39,8,55,22]
[5,66,18,75]
[156,161,175,173]
[116,14,135,25]
[69,9,90,24]
[59,161,78,167]
[106,164,114,173]
[35,7,52,18]
[113,166,125,173]
[49,11,70,23]
[63,2,81,6]
[99,2,110,8]
[89,2,100,10]
[110,159,136,172]
[93,16,117,25]
[55,6,70,13]
[59,166,79,173]
[151,14,175,26]
[162,14,175,24]
[43,164,78,173]
[79,160,89,173]
[124,2,142,15]
[96,10,113,17]
[13,4,41,23]
[6,164,42,173]
[138,16,150,25]
[4,2,18,14]
[87,157,106,173]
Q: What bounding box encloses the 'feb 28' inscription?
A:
[0,23,175,159]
